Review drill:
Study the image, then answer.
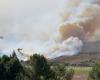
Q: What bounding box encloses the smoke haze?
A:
[0,0,100,60]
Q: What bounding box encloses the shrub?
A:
[51,64,74,80]
[30,54,55,80]
[89,61,100,80]
[0,51,32,80]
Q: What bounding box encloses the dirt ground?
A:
[72,74,88,80]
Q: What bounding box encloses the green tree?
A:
[7,55,23,80]
[89,61,100,80]
[0,52,25,80]
[30,54,55,80]
[1,55,10,64]
[51,64,74,80]
[0,62,6,80]
[0,55,11,80]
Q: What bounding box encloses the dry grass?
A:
[67,67,92,80]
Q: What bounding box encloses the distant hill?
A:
[49,52,100,66]
[82,41,100,52]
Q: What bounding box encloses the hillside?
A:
[50,52,100,66]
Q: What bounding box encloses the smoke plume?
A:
[0,0,100,60]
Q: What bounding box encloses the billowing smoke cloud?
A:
[0,0,100,60]
[59,1,100,42]
[43,37,83,59]
[57,0,100,54]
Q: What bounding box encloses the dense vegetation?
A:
[89,61,100,80]
[0,52,74,80]
[0,51,33,80]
